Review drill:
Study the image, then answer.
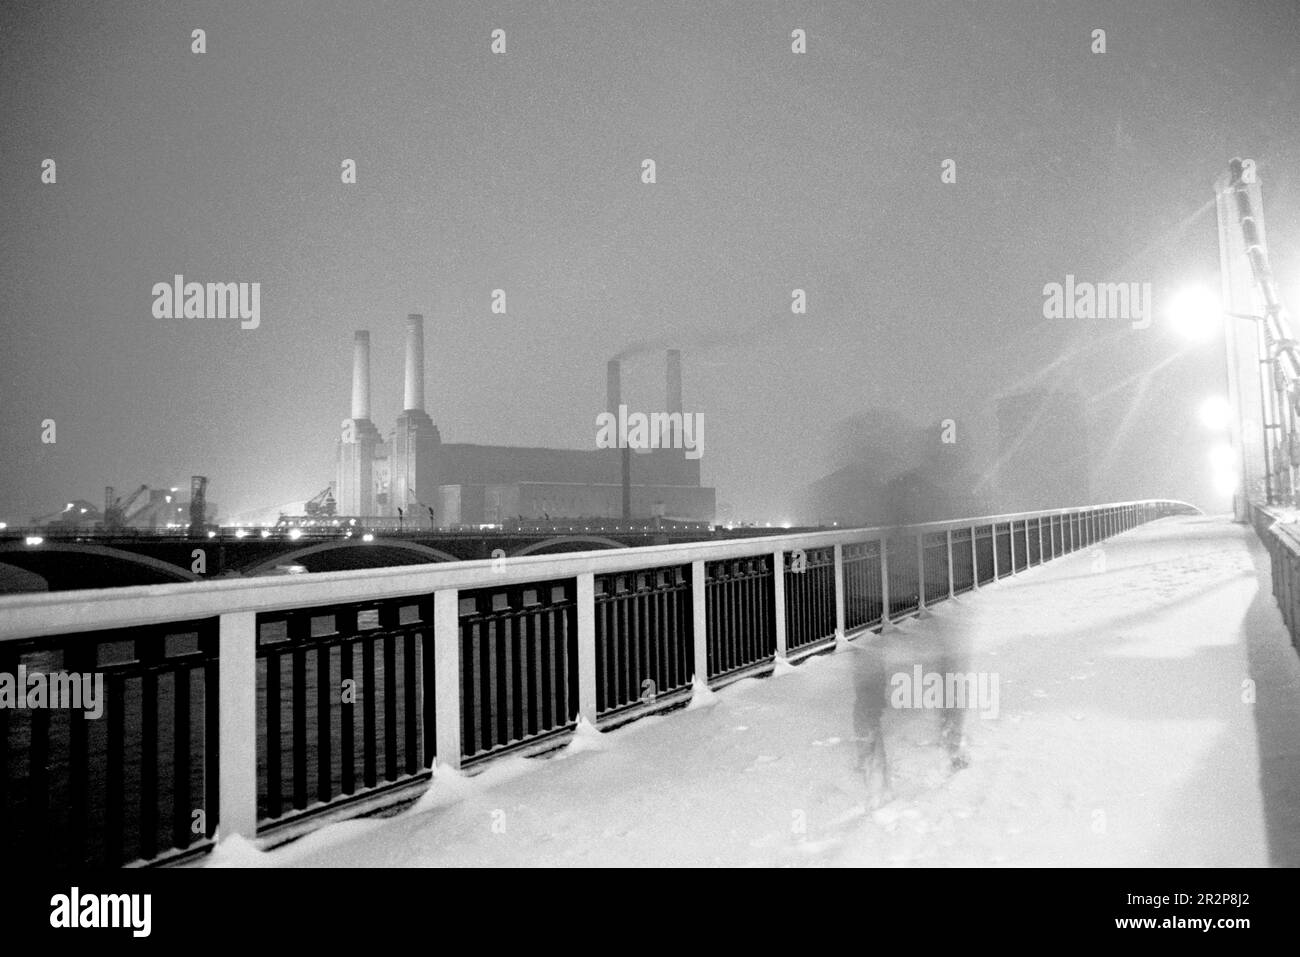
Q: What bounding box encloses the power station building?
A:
[336,315,715,525]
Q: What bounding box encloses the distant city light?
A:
[25,536,43,546]
[362,533,375,542]
[207,530,216,538]
[0,522,7,530]
[79,508,87,514]
[288,528,303,540]
[235,528,248,538]
[1167,284,1222,341]
[1198,395,1232,431]
[260,529,271,538]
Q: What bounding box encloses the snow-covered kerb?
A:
[0,499,1197,865]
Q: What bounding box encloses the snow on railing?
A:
[0,499,1196,866]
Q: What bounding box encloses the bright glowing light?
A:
[288,528,303,540]
[1199,395,1232,431]
[25,536,43,546]
[207,530,216,538]
[362,532,375,542]
[260,529,271,538]
[79,508,87,514]
[1166,284,1222,341]
[1209,442,1236,472]
[0,522,7,530]
[1212,468,1239,495]
[235,528,248,538]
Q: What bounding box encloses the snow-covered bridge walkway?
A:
[209,515,1300,867]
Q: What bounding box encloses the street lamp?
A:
[1199,395,1232,431]
[1167,284,1223,341]
[1169,284,1285,504]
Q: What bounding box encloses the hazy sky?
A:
[2,0,1298,523]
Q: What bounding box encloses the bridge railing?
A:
[1250,504,1300,655]
[0,499,1197,866]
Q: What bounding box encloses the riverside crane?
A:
[103,484,149,530]
[303,486,337,518]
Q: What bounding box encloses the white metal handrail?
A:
[0,500,1197,643]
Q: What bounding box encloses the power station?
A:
[336,315,715,525]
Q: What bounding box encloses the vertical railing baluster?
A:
[202,629,219,842]
[265,633,281,819]
[693,560,709,682]
[433,589,462,769]
[139,632,159,860]
[773,550,787,659]
[67,642,93,862]
[578,573,597,725]
[403,625,418,777]
[218,611,257,845]
[170,655,190,853]
[362,627,377,786]
[339,609,356,794]
[290,616,307,809]
[834,544,847,640]
[317,629,332,804]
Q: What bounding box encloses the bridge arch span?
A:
[0,542,199,586]
[511,535,626,557]
[240,539,459,575]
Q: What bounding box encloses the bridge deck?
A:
[206,515,1300,867]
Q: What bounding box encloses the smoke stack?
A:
[666,349,682,415]
[404,313,425,412]
[351,331,371,420]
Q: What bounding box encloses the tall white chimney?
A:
[351,331,371,420]
[404,313,425,412]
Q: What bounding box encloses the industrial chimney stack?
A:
[391,312,440,520]
[404,313,425,412]
[351,331,371,420]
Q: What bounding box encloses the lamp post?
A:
[1167,284,1290,508]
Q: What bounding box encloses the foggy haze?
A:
[2,0,1298,525]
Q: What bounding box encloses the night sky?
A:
[2,0,1297,524]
